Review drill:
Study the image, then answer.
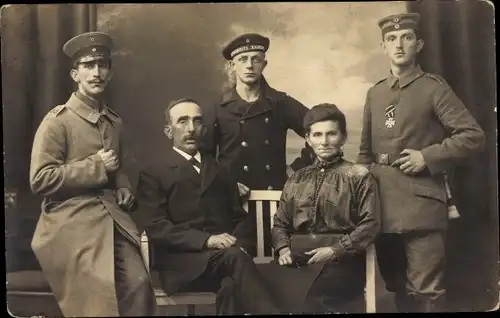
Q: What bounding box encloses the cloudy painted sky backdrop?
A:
[97,2,407,166]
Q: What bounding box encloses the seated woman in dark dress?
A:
[271,103,381,314]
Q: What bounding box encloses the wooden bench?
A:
[141,190,377,314]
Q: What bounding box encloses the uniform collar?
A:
[220,76,281,106]
[67,92,118,124]
[387,64,425,89]
[75,90,102,110]
[173,147,202,164]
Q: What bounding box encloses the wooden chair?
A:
[141,190,377,314]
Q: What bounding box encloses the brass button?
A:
[264,117,269,123]
[240,120,245,125]
[266,164,271,171]
[241,141,248,147]
[320,168,325,172]
[267,186,274,190]
[264,140,269,145]
[243,165,249,172]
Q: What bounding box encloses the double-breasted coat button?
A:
[240,120,245,125]
[264,140,269,145]
[266,164,271,171]
[267,186,274,190]
[265,117,269,123]
[243,165,249,172]
[241,141,248,147]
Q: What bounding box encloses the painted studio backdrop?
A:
[3,2,498,313]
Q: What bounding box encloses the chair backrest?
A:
[242,190,282,261]
[242,190,376,313]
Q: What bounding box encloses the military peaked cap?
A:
[63,31,113,64]
[378,13,421,36]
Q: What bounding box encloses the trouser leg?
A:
[215,277,242,315]
[375,233,411,312]
[206,246,280,315]
[114,226,158,316]
[403,230,447,312]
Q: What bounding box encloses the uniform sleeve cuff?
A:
[274,243,289,257]
[90,153,109,184]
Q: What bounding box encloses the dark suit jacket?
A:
[135,148,255,294]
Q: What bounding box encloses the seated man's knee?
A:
[221,246,252,262]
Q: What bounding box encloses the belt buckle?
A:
[378,153,389,165]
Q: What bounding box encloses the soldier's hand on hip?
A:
[98,148,120,172]
[392,149,426,175]
[206,233,237,249]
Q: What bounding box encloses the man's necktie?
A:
[189,157,201,171]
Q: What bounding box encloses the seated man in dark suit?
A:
[135,98,281,315]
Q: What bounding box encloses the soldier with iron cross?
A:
[356,13,485,312]
[29,32,157,316]
[201,33,314,195]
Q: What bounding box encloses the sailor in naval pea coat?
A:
[201,33,314,192]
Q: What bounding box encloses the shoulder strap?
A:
[48,105,67,117]
[374,77,388,86]
[424,73,446,85]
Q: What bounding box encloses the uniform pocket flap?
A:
[412,183,447,203]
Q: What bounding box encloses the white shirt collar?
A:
[173,147,201,163]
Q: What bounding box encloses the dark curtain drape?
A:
[2,2,497,312]
[3,4,96,272]
[408,0,498,312]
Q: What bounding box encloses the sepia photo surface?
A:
[3,2,498,316]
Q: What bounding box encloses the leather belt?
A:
[373,153,400,165]
[49,187,114,202]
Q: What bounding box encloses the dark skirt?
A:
[257,252,366,314]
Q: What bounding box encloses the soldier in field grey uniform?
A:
[356,13,485,312]
[29,32,157,316]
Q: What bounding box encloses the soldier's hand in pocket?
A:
[116,188,135,211]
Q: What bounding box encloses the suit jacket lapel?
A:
[167,149,201,186]
[200,153,217,195]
